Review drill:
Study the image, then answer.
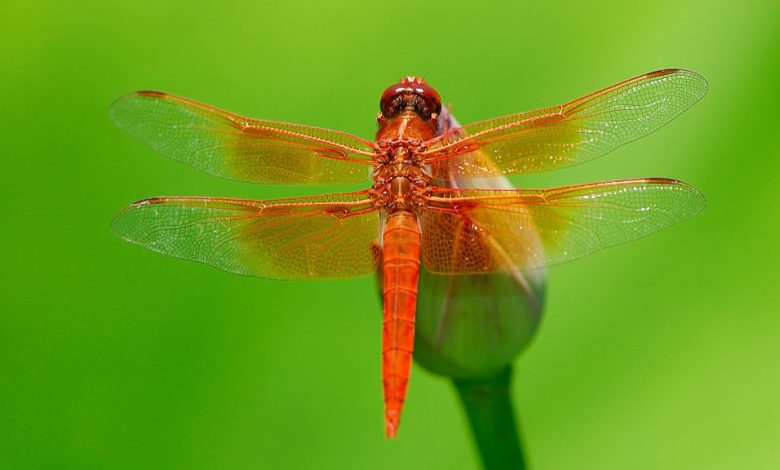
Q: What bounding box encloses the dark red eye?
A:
[380,77,442,118]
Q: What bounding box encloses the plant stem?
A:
[453,366,527,470]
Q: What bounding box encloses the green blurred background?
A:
[2,0,779,468]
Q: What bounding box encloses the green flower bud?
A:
[415,265,544,379]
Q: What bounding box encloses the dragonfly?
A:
[111,69,707,438]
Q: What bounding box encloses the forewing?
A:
[110,91,377,184]
[422,70,707,177]
[112,192,380,279]
[420,179,705,273]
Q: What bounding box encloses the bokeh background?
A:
[2,0,779,468]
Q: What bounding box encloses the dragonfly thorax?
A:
[371,140,431,210]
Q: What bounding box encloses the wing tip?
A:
[677,180,707,214]
[679,69,708,98]
[642,177,707,217]
[110,205,136,242]
[110,197,169,237]
[654,68,709,101]
[108,90,170,125]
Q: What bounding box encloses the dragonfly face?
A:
[111,69,707,437]
[379,76,442,121]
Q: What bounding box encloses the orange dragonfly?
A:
[111,69,706,438]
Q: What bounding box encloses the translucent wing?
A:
[112,192,380,279]
[420,179,705,273]
[421,70,707,177]
[110,91,377,184]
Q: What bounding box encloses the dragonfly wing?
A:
[110,91,377,184]
[422,69,707,177]
[112,192,381,279]
[420,179,705,273]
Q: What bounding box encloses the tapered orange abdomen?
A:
[382,210,421,438]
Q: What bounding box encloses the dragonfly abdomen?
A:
[381,210,421,438]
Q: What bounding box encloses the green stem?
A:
[453,366,527,470]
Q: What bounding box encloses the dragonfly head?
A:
[380,76,442,120]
